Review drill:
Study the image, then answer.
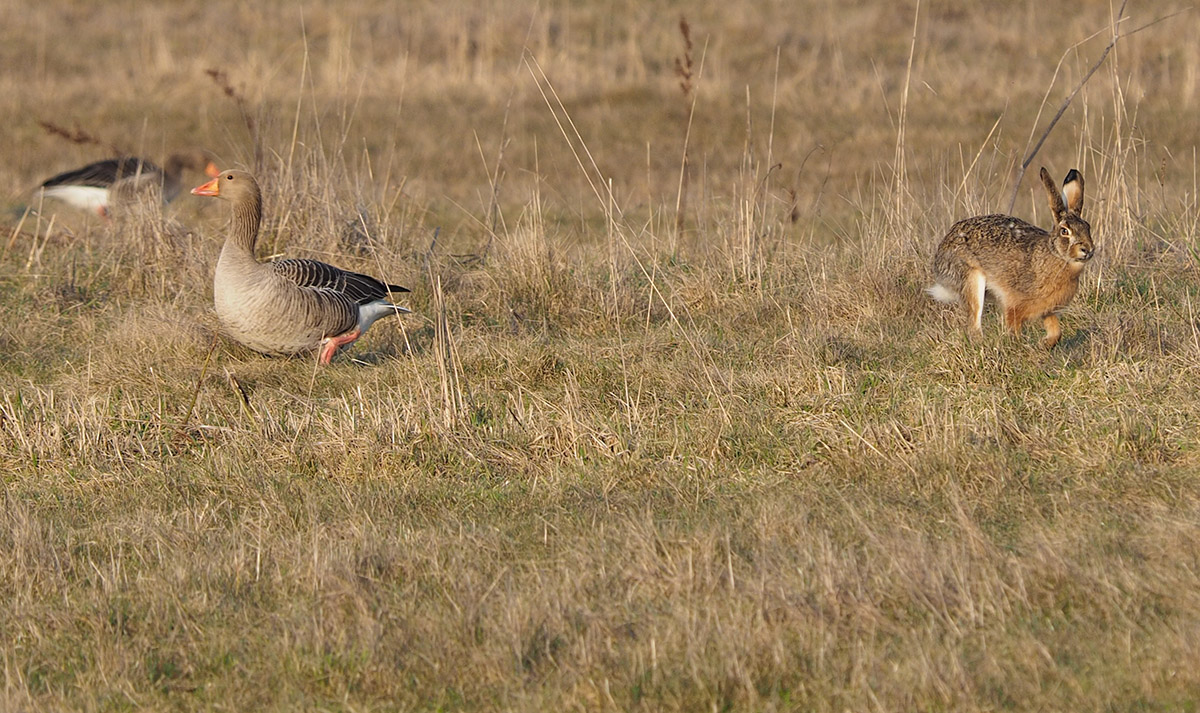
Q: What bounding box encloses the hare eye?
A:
[1060,227,1070,237]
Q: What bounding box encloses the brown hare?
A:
[927,167,1095,348]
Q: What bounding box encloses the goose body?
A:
[39,150,218,217]
[192,170,410,364]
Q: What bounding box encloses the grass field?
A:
[3,0,1200,710]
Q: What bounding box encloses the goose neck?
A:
[163,155,184,179]
[228,193,262,254]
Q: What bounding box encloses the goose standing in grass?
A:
[37,149,219,217]
[191,170,411,364]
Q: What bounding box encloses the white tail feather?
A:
[40,185,109,213]
[925,284,958,303]
[357,300,413,333]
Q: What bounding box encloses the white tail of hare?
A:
[927,167,1095,348]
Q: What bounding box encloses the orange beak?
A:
[191,176,220,197]
[204,161,220,178]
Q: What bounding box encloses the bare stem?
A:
[1006,0,1128,213]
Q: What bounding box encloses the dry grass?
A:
[3,0,1200,711]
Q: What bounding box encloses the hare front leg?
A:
[1004,307,1025,336]
[1040,314,1061,349]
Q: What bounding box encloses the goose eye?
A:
[225,174,235,181]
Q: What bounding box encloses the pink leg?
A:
[317,328,362,365]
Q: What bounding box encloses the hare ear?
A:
[1061,169,1084,215]
[1040,167,1068,222]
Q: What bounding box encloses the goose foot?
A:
[318,328,362,365]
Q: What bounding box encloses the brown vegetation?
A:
[2,1,1200,710]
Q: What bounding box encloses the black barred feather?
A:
[41,157,162,189]
[271,259,410,306]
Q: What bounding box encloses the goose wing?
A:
[111,171,173,205]
[41,157,161,189]
[271,258,409,305]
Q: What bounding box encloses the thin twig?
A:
[205,67,260,171]
[1006,0,1128,212]
[955,109,1006,209]
[892,0,921,226]
[477,12,538,261]
[176,335,219,441]
[3,206,31,259]
[673,16,696,241]
[37,120,126,155]
[524,53,621,217]
[524,50,732,420]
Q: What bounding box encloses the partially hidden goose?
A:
[191,169,411,364]
[38,149,219,217]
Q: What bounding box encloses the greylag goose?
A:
[38,149,219,217]
[191,170,411,364]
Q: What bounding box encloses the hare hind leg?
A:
[963,269,986,338]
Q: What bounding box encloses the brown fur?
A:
[928,167,1095,348]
